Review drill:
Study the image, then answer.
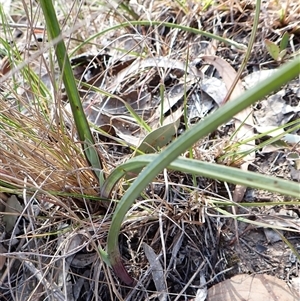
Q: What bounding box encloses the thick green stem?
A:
[39,0,105,185]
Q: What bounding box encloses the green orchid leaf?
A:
[265,39,280,61]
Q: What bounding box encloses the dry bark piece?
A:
[207,274,299,301]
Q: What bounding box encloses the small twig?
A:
[173,261,205,301]
[221,0,261,104]
[224,182,240,246]
[2,22,45,30]
[199,265,235,289]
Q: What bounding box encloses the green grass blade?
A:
[39,0,105,185]
[102,155,300,199]
[71,20,247,56]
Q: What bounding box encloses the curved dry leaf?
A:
[0,56,12,76]
[82,79,184,146]
[104,91,156,117]
[159,83,192,115]
[254,92,300,128]
[83,90,157,121]
[201,77,227,107]
[70,52,135,88]
[108,56,203,92]
[201,55,245,101]
[207,274,299,301]
[70,253,97,268]
[201,55,255,203]
[243,69,277,90]
[187,77,226,122]
[56,230,89,288]
[79,91,152,146]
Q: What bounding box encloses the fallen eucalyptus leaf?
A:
[207,274,298,301]
[3,195,23,233]
[143,243,167,301]
[201,55,255,202]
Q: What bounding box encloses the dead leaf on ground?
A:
[3,195,23,233]
[207,274,299,301]
[201,55,255,203]
[143,242,167,301]
[0,244,7,270]
[78,56,204,148]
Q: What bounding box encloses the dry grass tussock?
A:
[0,0,299,300]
